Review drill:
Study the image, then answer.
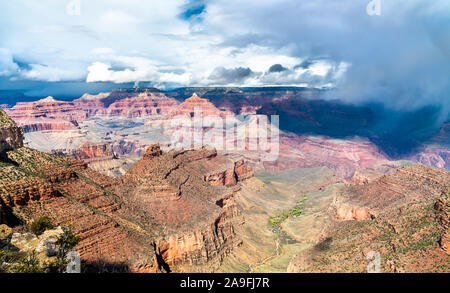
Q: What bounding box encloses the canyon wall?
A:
[0,108,23,154]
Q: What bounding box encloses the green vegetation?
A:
[270,196,308,228]
[0,108,17,127]
[30,216,53,236]
[6,251,43,273]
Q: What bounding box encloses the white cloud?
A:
[0,48,19,76]
[1,0,448,113]
[20,64,85,82]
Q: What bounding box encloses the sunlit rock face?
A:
[6,97,86,133]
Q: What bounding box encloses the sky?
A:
[0,0,449,117]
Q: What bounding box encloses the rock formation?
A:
[169,93,234,118]
[6,97,85,133]
[0,108,23,154]
[142,143,162,159]
[5,88,450,182]
[73,88,179,117]
[52,142,116,162]
[435,190,449,253]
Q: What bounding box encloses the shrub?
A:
[7,251,43,273]
[30,216,53,236]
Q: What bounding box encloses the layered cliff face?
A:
[169,93,233,118]
[287,164,450,273]
[0,106,252,274]
[113,144,251,271]
[6,90,180,133]
[0,108,23,154]
[6,97,85,133]
[74,90,179,118]
[52,142,116,162]
[225,132,398,181]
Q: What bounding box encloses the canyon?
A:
[5,87,449,182]
[1,88,449,273]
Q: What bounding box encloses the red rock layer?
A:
[52,142,116,163]
[72,89,179,118]
[6,97,85,133]
[169,93,234,118]
[0,178,58,208]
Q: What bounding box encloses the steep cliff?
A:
[0,108,23,154]
[113,144,249,271]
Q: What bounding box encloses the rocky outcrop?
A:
[204,159,253,187]
[204,169,237,187]
[169,93,234,118]
[435,191,449,253]
[52,142,116,162]
[112,147,244,271]
[143,143,162,159]
[0,108,23,154]
[9,226,64,265]
[331,201,374,221]
[234,159,253,181]
[0,178,59,208]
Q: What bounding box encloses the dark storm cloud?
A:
[208,66,254,84]
[268,64,287,73]
[214,0,450,118]
[294,59,316,70]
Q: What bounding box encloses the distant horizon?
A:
[0,84,322,104]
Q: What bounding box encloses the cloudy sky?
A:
[0,0,449,114]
